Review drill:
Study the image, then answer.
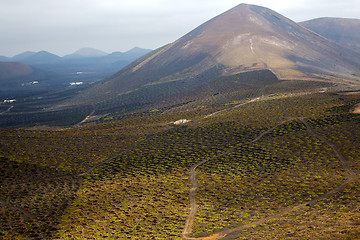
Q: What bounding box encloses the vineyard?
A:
[0,80,359,239]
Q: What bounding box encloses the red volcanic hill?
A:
[0,61,33,80]
[64,4,360,107]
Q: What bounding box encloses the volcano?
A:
[65,4,360,107]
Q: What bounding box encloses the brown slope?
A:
[300,17,360,53]
[0,61,33,80]
[65,4,360,107]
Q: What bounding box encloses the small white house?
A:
[3,99,16,103]
[173,119,191,125]
[70,82,84,86]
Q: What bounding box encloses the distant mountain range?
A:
[0,47,152,85]
[63,4,360,109]
[0,47,152,66]
[17,51,63,65]
[0,47,152,100]
[299,18,360,53]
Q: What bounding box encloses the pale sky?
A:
[0,0,359,57]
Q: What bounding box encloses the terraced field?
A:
[1,83,359,239]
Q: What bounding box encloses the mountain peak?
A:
[126,47,152,54]
[169,2,359,78]
[64,48,108,59]
[230,3,267,11]
[37,50,57,55]
[64,4,360,107]
[20,51,62,64]
[12,51,36,60]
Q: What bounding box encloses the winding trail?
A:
[182,117,358,239]
[0,197,37,220]
[0,105,13,114]
[73,110,96,127]
[182,119,292,239]
[203,89,326,121]
[300,118,358,177]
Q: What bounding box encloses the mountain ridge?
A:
[299,17,360,53]
[63,48,108,59]
[0,47,152,65]
[62,4,360,108]
[20,51,64,65]
[0,47,152,101]
[12,51,37,61]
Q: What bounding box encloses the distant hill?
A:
[299,17,360,53]
[2,48,152,68]
[65,47,153,64]
[63,4,360,108]
[63,48,108,59]
[0,61,33,79]
[0,61,60,100]
[0,47,152,68]
[0,56,10,61]
[119,47,153,60]
[20,51,64,65]
[0,47,152,101]
[12,51,37,61]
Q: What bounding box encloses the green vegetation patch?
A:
[57,172,189,239]
[0,156,81,240]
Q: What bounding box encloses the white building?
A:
[3,99,16,103]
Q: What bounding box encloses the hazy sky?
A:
[1,0,359,57]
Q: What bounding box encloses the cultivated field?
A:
[1,81,359,239]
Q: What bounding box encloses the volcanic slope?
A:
[64,4,360,109]
[0,62,33,80]
[300,17,360,53]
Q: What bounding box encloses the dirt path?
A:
[204,98,261,119]
[203,90,325,121]
[300,118,358,177]
[72,110,96,127]
[352,103,360,113]
[207,178,355,239]
[0,105,13,114]
[182,117,358,239]
[182,119,292,239]
[0,197,37,220]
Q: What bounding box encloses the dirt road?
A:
[182,117,358,239]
